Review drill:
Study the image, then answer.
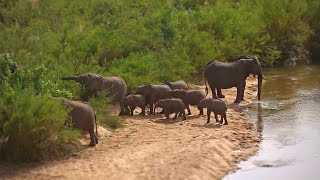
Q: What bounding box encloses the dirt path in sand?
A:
[1,77,261,180]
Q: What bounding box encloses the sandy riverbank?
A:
[1,76,261,180]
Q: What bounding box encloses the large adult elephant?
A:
[136,84,171,115]
[204,57,263,103]
[61,73,127,115]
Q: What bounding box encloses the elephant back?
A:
[185,90,206,105]
[69,102,95,132]
[153,84,171,101]
[171,80,188,90]
[208,99,227,113]
[102,75,127,103]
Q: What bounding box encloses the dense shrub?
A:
[0,88,80,162]
[0,54,79,162]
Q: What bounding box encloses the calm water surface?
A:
[224,65,320,180]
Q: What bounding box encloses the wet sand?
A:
[0,77,261,180]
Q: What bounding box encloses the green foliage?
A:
[0,56,81,161]
[89,92,122,129]
[104,116,123,130]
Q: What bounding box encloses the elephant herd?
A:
[61,56,263,146]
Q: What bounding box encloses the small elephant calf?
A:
[124,94,145,116]
[155,98,187,120]
[170,89,205,115]
[63,99,99,146]
[198,98,228,125]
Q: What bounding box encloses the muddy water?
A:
[225,65,320,180]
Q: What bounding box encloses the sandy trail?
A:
[1,77,261,180]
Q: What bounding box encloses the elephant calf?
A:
[136,83,171,115]
[163,80,188,90]
[155,98,187,120]
[198,98,228,125]
[170,89,205,115]
[124,94,145,116]
[63,99,99,146]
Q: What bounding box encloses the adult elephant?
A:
[136,84,171,115]
[61,73,127,115]
[204,57,263,103]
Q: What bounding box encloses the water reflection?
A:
[256,103,263,133]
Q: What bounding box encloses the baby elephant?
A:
[63,99,99,146]
[170,89,205,115]
[124,94,145,116]
[163,80,188,90]
[155,98,187,120]
[198,98,228,125]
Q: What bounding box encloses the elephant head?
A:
[61,73,104,92]
[239,57,263,100]
[136,84,154,97]
[154,99,167,109]
[163,80,172,88]
[123,95,134,107]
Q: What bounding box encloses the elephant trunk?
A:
[257,74,263,100]
[61,76,80,82]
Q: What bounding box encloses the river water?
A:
[224,65,320,180]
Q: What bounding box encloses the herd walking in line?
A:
[61,55,263,146]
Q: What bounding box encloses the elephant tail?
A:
[94,113,99,137]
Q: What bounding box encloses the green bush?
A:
[0,54,81,162]
[89,93,122,130]
[0,88,81,162]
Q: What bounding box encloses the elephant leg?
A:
[165,110,170,119]
[217,88,225,98]
[234,86,244,103]
[173,113,178,120]
[182,111,187,120]
[240,81,246,101]
[209,84,218,99]
[206,110,211,123]
[198,108,203,115]
[119,100,126,116]
[186,105,191,115]
[223,113,228,125]
[89,132,97,147]
[140,105,145,116]
[130,107,135,116]
[214,113,219,122]
[235,81,246,103]
[219,114,224,124]
[150,103,155,115]
[95,134,99,144]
